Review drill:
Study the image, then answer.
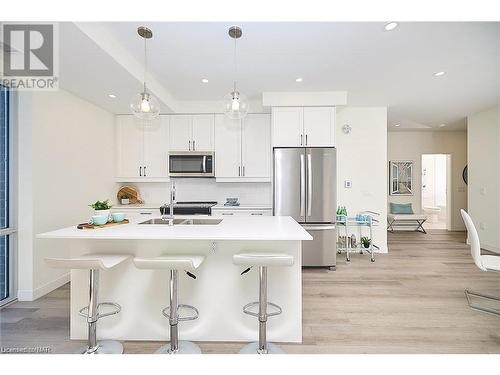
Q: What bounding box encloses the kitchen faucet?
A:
[161,181,176,226]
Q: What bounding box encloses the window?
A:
[0,84,11,303]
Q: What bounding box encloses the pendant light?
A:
[223,26,249,120]
[130,26,160,121]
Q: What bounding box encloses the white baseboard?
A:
[17,273,70,301]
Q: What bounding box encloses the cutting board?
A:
[77,219,129,230]
[117,185,144,204]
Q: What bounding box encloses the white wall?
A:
[467,104,500,253]
[336,107,388,252]
[387,131,467,231]
[17,89,116,300]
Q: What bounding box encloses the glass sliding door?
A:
[1,84,15,306]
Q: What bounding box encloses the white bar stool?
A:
[45,253,131,354]
[233,252,294,354]
[133,255,205,354]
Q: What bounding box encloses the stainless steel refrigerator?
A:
[273,147,337,269]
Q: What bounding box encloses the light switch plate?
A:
[344,180,352,188]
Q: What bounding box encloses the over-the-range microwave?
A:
[168,151,215,177]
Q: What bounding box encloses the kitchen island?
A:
[38,216,311,343]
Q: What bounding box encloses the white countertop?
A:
[37,216,312,241]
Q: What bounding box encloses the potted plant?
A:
[120,194,131,205]
[361,236,371,249]
[89,199,112,221]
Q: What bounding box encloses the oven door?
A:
[169,152,214,177]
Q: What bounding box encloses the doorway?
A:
[421,154,451,230]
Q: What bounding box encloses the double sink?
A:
[139,218,222,225]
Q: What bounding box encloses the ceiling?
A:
[58,22,500,131]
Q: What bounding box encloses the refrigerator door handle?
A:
[300,153,306,217]
[302,224,336,231]
[307,152,312,217]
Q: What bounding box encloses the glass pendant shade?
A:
[223,90,249,120]
[130,91,160,121]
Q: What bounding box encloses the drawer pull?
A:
[251,213,263,215]
[222,213,234,216]
[140,212,153,215]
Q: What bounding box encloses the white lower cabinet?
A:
[215,113,271,182]
[211,208,272,217]
[110,208,159,219]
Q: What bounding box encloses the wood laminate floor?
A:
[2,230,500,354]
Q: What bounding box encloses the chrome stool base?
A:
[239,342,285,354]
[155,341,201,354]
[77,340,124,354]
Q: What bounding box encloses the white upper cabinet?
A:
[272,106,335,147]
[116,115,144,178]
[192,115,214,151]
[303,107,335,147]
[215,113,271,182]
[242,114,271,178]
[116,115,169,180]
[169,115,192,151]
[168,114,214,151]
[143,116,169,178]
[272,107,303,147]
[215,115,241,178]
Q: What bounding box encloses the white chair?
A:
[45,254,131,354]
[461,209,500,316]
[133,255,204,354]
[233,252,294,354]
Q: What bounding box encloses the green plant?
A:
[120,193,130,200]
[361,236,371,248]
[89,199,112,210]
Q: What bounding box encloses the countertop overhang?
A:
[37,215,312,241]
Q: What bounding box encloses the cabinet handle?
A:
[143,166,147,177]
[305,134,308,146]
[238,166,241,176]
[242,166,245,176]
[222,213,234,216]
[251,213,263,216]
[140,212,152,215]
[139,166,142,176]
[188,140,191,151]
[193,140,196,151]
[300,134,303,146]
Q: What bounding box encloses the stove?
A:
[160,201,218,216]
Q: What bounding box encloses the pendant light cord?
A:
[233,33,237,93]
[143,36,147,94]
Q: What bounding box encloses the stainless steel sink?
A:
[139,218,222,225]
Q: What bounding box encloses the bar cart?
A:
[336,211,380,262]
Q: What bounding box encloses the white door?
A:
[242,114,271,178]
[192,114,214,151]
[214,115,241,178]
[116,115,144,178]
[303,107,335,147]
[143,116,169,178]
[169,115,192,151]
[272,107,304,147]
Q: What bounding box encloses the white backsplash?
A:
[120,179,272,206]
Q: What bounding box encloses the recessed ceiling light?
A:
[394,124,400,127]
[439,123,446,128]
[108,94,117,98]
[385,22,398,31]
[295,77,303,83]
[434,71,446,77]
[201,78,209,83]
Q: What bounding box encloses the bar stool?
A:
[233,252,294,354]
[45,253,131,354]
[133,255,204,354]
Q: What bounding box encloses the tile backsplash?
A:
[117,179,272,205]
